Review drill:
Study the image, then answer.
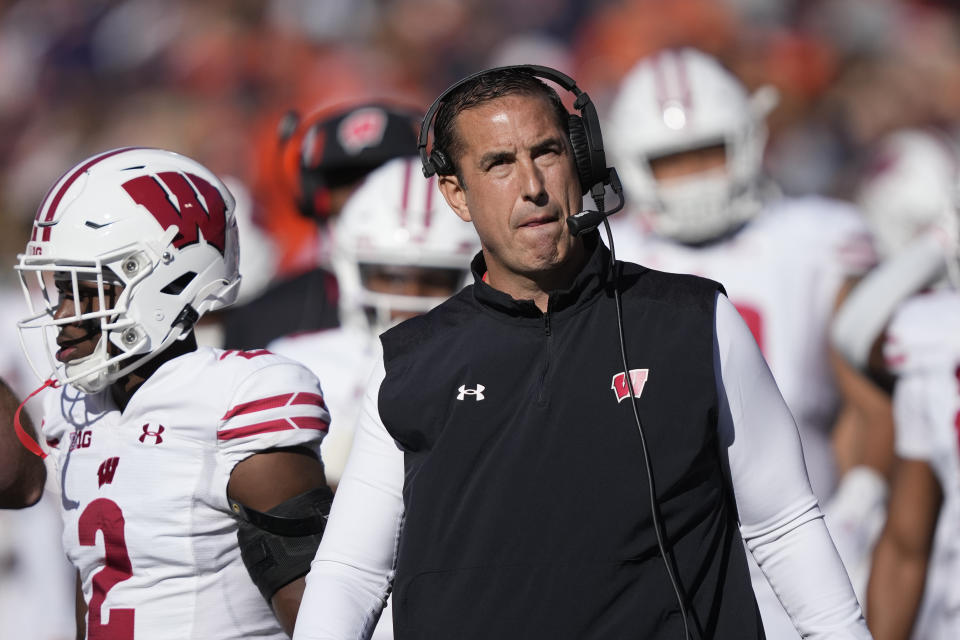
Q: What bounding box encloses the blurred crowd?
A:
[1,1,960,639]
[0,0,957,285]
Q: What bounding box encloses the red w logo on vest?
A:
[122,172,227,254]
[611,368,649,403]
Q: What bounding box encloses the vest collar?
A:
[470,230,610,318]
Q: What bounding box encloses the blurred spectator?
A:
[219,101,423,349]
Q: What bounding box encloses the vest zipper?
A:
[538,305,553,404]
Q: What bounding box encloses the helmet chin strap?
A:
[14,378,60,459]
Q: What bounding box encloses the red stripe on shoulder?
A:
[291,416,329,432]
[218,419,292,440]
[217,416,328,441]
[290,392,327,410]
[222,393,294,420]
[222,391,326,421]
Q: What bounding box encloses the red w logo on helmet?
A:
[122,172,227,253]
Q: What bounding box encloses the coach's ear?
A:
[438,175,471,223]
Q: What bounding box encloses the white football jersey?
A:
[612,195,875,502]
[884,289,960,639]
[41,346,329,640]
[612,195,874,640]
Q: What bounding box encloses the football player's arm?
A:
[219,359,334,637]
[866,457,941,640]
[826,278,894,558]
[713,293,872,639]
[228,446,329,636]
[828,340,895,479]
[75,570,86,640]
[293,358,405,640]
[830,232,946,371]
[866,371,942,640]
[0,377,46,508]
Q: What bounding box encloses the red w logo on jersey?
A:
[611,368,650,403]
[122,172,227,254]
[98,457,120,488]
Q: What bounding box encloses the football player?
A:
[833,128,960,639]
[605,47,886,638]
[269,156,479,639]
[221,103,422,350]
[8,148,333,639]
[270,156,480,488]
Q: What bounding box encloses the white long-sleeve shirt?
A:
[293,294,871,639]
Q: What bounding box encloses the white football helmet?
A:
[331,156,480,333]
[607,47,778,244]
[16,147,241,393]
[856,129,960,261]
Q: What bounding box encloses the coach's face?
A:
[439,94,584,292]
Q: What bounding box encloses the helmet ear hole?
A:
[160,272,197,296]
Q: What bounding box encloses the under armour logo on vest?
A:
[97,457,120,488]
[611,369,649,403]
[457,385,485,401]
[139,424,165,444]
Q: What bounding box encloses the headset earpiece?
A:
[574,98,608,192]
[428,149,455,177]
[567,115,594,195]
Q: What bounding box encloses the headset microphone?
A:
[567,168,625,237]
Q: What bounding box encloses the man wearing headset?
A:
[292,67,870,640]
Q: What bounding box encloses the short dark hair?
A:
[433,68,570,183]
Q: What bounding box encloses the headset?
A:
[419,65,693,640]
[419,65,607,191]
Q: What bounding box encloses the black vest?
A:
[379,235,764,639]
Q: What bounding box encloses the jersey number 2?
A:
[78,498,135,639]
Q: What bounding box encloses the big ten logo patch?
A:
[611,369,650,403]
[98,457,120,488]
[69,429,93,451]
